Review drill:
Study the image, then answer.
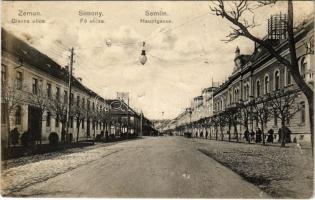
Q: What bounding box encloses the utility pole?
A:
[127,97,130,137]
[140,111,143,137]
[66,47,74,142]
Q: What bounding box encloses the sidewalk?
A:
[193,138,313,198]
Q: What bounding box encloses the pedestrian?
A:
[278,128,282,143]
[255,128,262,143]
[250,130,255,142]
[284,126,292,143]
[244,129,250,143]
[267,129,274,143]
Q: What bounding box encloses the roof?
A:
[213,17,314,96]
[1,28,105,101]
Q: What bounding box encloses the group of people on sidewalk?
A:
[243,127,292,144]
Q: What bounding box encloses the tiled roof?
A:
[1,28,102,100]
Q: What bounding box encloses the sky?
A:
[2,1,313,120]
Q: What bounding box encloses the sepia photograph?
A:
[1,0,314,198]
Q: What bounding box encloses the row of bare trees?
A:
[209,0,314,150]
[182,89,301,147]
[2,84,111,148]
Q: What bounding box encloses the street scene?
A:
[1,0,314,198]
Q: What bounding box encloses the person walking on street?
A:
[244,129,250,143]
[256,128,262,143]
[267,129,274,143]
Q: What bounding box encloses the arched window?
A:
[15,106,21,125]
[274,70,280,90]
[264,75,269,94]
[256,80,261,97]
[300,101,306,123]
[300,57,307,79]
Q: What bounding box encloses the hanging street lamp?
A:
[139,41,147,65]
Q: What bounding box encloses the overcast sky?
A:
[2,1,313,120]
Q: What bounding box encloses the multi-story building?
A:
[1,28,153,146]
[212,17,313,143]
[171,15,313,143]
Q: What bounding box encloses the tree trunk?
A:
[6,108,11,148]
[228,121,231,142]
[261,121,265,146]
[233,121,238,142]
[307,97,314,154]
[76,121,80,142]
[39,114,43,146]
[287,0,313,151]
[281,121,286,147]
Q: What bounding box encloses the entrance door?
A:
[87,119,90,137]
[28,106,41,141]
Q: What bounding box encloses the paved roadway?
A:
[14,136,268,198]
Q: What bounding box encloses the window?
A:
[46,112,51,127]
[300,102,306,123]
[70,116,73,128]
[256,80,261,97]
[76,95,80,107]
[87,100,90,110]
[32,78,38,94]
[64,90,68,104]
[244,84,250,100]
[70,93,74,104]
[47,83,52,98]
[15,106,21,125]
[56,115,60,127]
[16,71,23,90]
[264,75,269,94]
[300,57,307,79]
[274,70,280,90]
[1,65,6,87]
[92,102,95,110]
[82,118,85,129]
[82,98,85,109]
[56,87,60,100]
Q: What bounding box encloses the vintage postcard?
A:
[1,0,314,198]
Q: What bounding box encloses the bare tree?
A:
[217,112,227,141]
[267,89,300,147]
[224,106,241,142]
[210,0,314,150]
[49,94,67,142]
[71,99,86,142]
[211,115,220,140]
[27,86,51,145]
[251,96,273,145]
[1,85,25,147]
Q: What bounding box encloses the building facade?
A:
[1,28,154,147]
[170,16,313,143]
